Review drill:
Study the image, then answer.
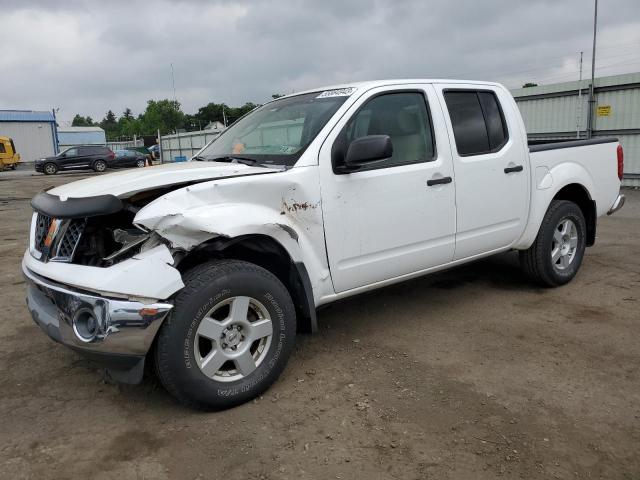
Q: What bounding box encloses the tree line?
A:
[71,97,283,141]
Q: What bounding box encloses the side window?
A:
[0,143,5,154]
[444,90,508,156]
[334,92,435,172]
[478,91,507,149]
[66,148,78,157]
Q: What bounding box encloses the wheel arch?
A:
[551,183,596,246]
[515,168,597,250]
[175,234,317,334]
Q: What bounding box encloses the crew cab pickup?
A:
[23,79,625,410]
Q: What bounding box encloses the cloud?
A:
[1,0,638,122]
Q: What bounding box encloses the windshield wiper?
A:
[210,156,260,166]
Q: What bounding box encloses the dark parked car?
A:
[35,146,115,175]
[111,149,149,168]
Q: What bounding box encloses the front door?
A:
[319,85,456,293]
[60,147,80,169]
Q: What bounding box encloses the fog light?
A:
[73,310,99,342]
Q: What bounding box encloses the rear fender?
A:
[514,162,595,249]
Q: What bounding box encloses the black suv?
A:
[35,146,115,175]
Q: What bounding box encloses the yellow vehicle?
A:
[0,136,20,170]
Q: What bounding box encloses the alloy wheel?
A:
[551,218,578,270]
[193,296,273,382]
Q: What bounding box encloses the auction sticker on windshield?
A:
[317,87,356,98]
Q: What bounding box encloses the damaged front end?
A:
[23,191,185,383]
[30,190,170,269]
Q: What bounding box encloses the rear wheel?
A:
[154,259,296,410]
[136,159,145,168]
[43,163,58,175]
[520,200,586,287]
[93,159,107,172]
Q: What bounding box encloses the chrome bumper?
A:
[607,193,625,215]
[24,264,172,382]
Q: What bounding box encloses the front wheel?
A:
[136,159,145,168]
[154,259,296,410]
[93,159,107,172]
[520,200,586,287]
[43,162,58,175]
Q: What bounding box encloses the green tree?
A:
[122,108,133,120]
[100,110,119,140]
[195,102,228,125]
[227,102,259,123]
[140,99,184,135]
[118,115,142,137]
[71,114,95,126]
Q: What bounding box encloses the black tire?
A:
[43,162,58,175]
[93,159,107,172]
[10,163,17,170]
[154,259,296,410]
[520,200,587,287]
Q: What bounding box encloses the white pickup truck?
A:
[23,79,625,409]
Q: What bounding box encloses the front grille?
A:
[33,213,86,262]
[35,213,53,252]
[56,220,85,260]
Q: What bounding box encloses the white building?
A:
[512,72,640,187]
[57,126,106,150]
[0,110,58,162]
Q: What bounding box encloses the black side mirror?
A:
[344,135,393,169]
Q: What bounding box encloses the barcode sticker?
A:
[316,87,356,98]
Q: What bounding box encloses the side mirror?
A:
[344,135,393,169]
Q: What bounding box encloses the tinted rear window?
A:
[444,90,508,156]
[478,91,507,150]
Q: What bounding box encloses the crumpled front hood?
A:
[48,161,278,199]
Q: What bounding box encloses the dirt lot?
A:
[1,169,639,480]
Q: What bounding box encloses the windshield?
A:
[197,91,351,167]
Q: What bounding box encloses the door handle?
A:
[427,176,452,186]
[504,165,524,173]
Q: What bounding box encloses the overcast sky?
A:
[1,0,639,123]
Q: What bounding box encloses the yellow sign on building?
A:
[597,105,612,116]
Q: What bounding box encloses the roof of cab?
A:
[284,79,505,98]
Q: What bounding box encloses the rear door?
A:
[319,84,457,293]
[436,84,530,260]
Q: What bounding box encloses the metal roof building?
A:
[0,110,58,162]
[57,126,106,149]
[511,72,640,187]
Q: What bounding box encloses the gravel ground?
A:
[1,170,639,479]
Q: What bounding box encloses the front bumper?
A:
[34,162,44,172]
[23,263,172,383]
[607,193,625,215]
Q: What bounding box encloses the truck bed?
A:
[528,136,618,152]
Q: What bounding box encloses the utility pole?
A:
[587,0,598,139]
[577,51,583,138]
[170,63,177,105]
[222,106,227,127]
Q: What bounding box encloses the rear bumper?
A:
[23,262,172,383]
[607,193,625,215]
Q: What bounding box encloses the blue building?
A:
[0,110,58,162]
